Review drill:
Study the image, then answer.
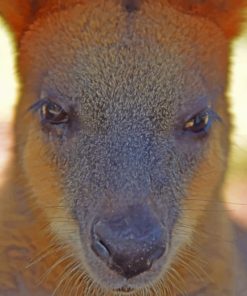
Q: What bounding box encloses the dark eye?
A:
[183,111,211,134]
[41,101,69,124]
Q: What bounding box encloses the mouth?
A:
[84,252,166,295]
[75,205,173,294]
[114,286,135,294]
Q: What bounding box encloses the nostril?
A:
[92,237,111,261]
[149,245,167,262]
[90,209,167,278]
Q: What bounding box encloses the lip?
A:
[81,237,172,293]
[113,286,135,293]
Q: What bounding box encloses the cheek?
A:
[22,129,81,250]
[23,129,62,209]
[177,127,228,241]
[165,129,228,275]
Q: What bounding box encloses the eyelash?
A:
[28,99,50,113]
[28,101,222,135]
[183,109,222,135]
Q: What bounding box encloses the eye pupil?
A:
[184,112,210,134]
[41,102,69,124]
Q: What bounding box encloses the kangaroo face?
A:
[11,0,231,294]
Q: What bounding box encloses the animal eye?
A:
[41,101,69,124]
[183,111,210,134]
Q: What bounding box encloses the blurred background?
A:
[0,18,246,228]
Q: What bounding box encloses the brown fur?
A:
[0,0,246,295]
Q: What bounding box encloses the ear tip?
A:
[168,0,247,39]
[0,1,37,39]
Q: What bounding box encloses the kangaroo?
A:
[0,0,246,295]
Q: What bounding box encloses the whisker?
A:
[37,253,74,286]
[51,261,78,296]
[61,263,81,296]
[26,243,63,269]
[166,268,186,296]
[74,271,87,296]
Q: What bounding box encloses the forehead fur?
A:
[0,0,246,40]
[168,0,246,38]
[20,1,227,106]
[122,0,142,12]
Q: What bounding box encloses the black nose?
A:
[91,205,166,279]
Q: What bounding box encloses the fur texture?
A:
[0,0,246,295]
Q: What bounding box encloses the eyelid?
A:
[206,109,222,124]
[185,108,222,124]
[28,99,50,113]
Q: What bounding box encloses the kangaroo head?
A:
[1,0,245,294]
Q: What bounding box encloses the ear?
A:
[168,0,247,38]
[0,0,43,39]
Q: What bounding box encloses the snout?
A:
[91,205,167,279]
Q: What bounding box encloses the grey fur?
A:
[9,0,237,293]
